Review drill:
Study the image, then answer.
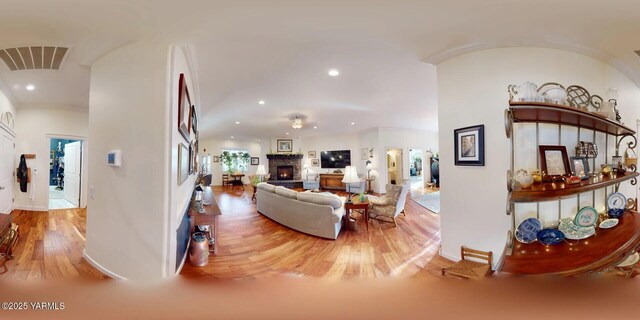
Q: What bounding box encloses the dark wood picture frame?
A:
[189,104,197,135]
[251,157,259,165]
[539,145,571,180]
[454,124,485,166]
[177,73,191,142]
[570,156,590,180]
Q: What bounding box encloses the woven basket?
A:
[625,148,638,167]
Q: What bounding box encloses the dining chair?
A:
[441,246,493,279]
[222,174,229,187]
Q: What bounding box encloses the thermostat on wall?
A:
[107,150,122,167]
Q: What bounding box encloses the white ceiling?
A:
[1,1,639,139]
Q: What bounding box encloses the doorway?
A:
[408,148,424,193]
[49,138,82,210]
[386,148,403,185]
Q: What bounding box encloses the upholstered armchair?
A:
[367,181,410,227]
[346,174,367,194]
[303,173,320,190]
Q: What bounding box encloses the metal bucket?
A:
[189,232,209,267]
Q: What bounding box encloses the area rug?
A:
[412,191,440,214]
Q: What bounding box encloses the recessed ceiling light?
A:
[285,132,290,135]
[235,121,240,124]
[230,136,234,139]
[258,100,265,105]
[313,126,317,129]
[26,84,35,91]
[328,69,340,77]
[350,122,355,125]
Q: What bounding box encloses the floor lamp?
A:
[342,166,360,204]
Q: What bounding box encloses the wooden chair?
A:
[441,246,493,279]
[222,174,229,187]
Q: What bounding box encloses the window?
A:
[200,155,211,174]
[220,149,251,173]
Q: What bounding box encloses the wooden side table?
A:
[344,195,370,231]
[365,178,374,194]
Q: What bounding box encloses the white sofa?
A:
[256,183,345,239]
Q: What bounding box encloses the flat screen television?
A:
[320,150,351,168]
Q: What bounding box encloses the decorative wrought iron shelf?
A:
[509,101,635,136]
[510,172,640,203]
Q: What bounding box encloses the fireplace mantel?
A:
[267,154,303,181]
[266,154,303,160]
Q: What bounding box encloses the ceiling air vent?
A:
[0,46,69,71]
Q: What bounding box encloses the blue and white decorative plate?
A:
[536,229,565,245]
[516,218,543,244]
[608,192,626,210]
[574,206,598,227]
[599,218,619,229]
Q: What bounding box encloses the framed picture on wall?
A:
[177,73,191,142]
[189,104,198,135]
[213,156,220,163]
[540,145,571,181]
[308,150,316,158]
[251,157,259,165]
[361,148,368,160]
[178,143,189,185]
[454,124,485,166]
[311,159,320,167]
[277,139,293,153]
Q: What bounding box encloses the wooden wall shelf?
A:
[511,172,640,203]
[502,211,640,276]
[509,101,636,136]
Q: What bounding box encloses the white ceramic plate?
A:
[608,192,626,210]
[618,252,640,267]
[559,218,595,240]
[599,218,619,229]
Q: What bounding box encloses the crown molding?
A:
[18,104,88,113]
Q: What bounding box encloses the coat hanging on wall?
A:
[17,154,28,192]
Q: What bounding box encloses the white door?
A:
[0,131,14,214]
[63,141,81,207]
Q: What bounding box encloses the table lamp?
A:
[256,165,267,182]
[342,166,360,204]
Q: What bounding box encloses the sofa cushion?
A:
[297,192,343,209]
[257,182,276,193]
[275,186,298,199]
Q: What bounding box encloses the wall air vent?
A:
[0,46,69,71]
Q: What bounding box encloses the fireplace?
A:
[277,166,294,180]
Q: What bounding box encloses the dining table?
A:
[230,173,245,190]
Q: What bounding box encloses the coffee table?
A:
[344,195,370,231]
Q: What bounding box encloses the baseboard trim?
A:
[14,205,48,212]
[83,250,126,280]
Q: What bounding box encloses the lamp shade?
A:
[341,166,360,184]
[256,165,267,175]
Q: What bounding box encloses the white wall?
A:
[85,41,171,281]
[199,138,267,186]
[167,46,200,275]
[301,133,361,176]
[437,47,640,268]
[14,107,89,211]
[0,89,16,118]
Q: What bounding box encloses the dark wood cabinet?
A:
[319,173,345,190]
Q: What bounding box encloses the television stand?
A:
[319,173,345,190]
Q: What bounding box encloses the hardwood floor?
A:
[0,208,108,280]
[181,186,452,279]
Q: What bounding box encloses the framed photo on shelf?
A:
[311,159,320,167]
[251,157,259,165]
[177,73,191,142]
[277,139,293,153]
[454,124,484,166]
[539,145,571,180]
[178,143,189,185]
[308,150,316,158]
[570,156,590,180]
